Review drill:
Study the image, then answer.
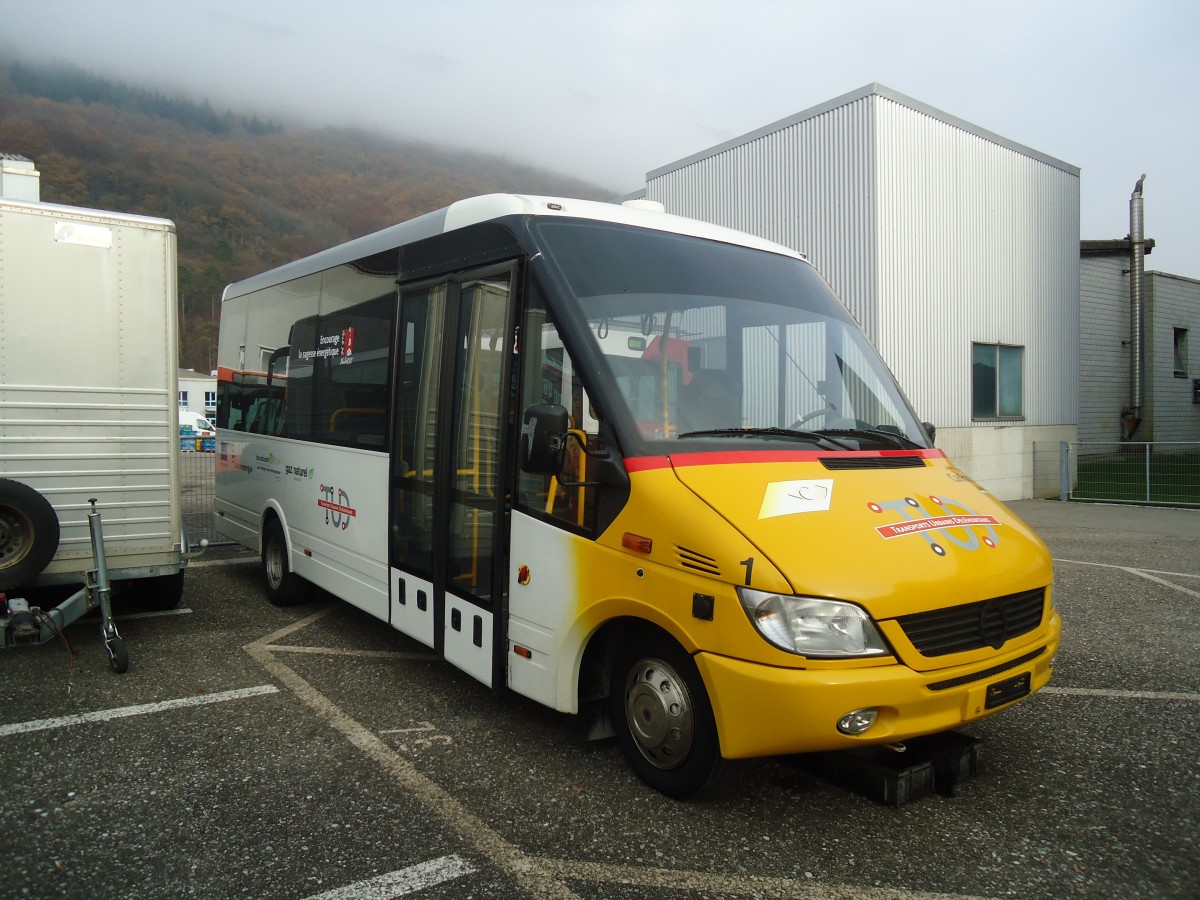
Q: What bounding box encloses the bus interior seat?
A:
[682,369,738,431]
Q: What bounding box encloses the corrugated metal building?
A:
[633,83,1080,499]
[1080,239,1200,442]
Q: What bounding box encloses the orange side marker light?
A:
[622,533,653,554]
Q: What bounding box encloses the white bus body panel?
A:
[0,199,183,582]
[216,436,389,620]
[443,591,493,688]
[506,512,583,712]
[219,435,496,685]
[390,569,435,649]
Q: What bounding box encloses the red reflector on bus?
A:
[514,646,532,659]
[622,533,652,553]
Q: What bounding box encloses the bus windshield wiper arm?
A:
[678,427,855,450]
[818,428,926,450]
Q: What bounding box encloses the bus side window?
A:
[518,314,600,533]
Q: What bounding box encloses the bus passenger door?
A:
[390,265,517,689]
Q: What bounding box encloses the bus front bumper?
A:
[696,617,1060,760]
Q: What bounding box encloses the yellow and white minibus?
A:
[214,194,1059,797]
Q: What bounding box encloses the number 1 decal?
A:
[740,557,755,586]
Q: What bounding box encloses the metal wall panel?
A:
[1146,273,1200,441]
[645,85,1080,436]
[1078,255,1131,442]
[646,96,879,334]
[872,96,1080,429]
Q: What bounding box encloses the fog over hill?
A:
[0,59,609,371]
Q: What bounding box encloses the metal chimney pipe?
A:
[1125,174,1147,439]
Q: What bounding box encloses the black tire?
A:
[0,479,61,592]
[107,636,130,674]
[609,633,726,799]
[128,571,186,611]
[261,517,310,606]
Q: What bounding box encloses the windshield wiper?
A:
[678,427,855,451]
[818,428,926,450]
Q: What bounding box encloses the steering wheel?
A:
[791,408,856,430]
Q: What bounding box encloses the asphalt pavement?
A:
[2,500,1197,899]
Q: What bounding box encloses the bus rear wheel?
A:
[610,634,725,798]
[261,518,310,606]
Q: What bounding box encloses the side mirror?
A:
[520,404,569,474]
[921,421,937,445]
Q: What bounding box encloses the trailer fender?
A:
[0,479,61,591]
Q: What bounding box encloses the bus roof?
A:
[222,193,804,302]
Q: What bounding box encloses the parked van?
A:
[179,409,216,437]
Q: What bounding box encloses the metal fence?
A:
[179,448,238,548]
[1055,441,1200,507]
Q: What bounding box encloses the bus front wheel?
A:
[609,634,726,798]
[261,518,310,606]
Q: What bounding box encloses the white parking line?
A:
[245,607,582,900]
[247,611,999,900]
[1055,557,1200,580]
[302,855,475,900]
[266,644,435,661]
[1125,568,1200,599]
[0,684,280,737]
[111,607,194,620]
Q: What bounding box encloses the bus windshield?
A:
[534,219,929,453]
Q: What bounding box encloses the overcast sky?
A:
[3,0,1198,277]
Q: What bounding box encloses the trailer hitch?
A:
[86,499,128,673]
[0,498,130,673]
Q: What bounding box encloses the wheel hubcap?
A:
[0,508,32,567]
[265,537,284,589]
[624,657,694,770]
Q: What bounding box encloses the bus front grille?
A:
[820,455,926,470]
[895,588,1046,656]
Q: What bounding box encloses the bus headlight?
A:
[736,589,889,657]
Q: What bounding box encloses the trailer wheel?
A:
[106,636,130,674]
[0,479,61,592]
[128,571,186,611]
[609,633,726,799]
[261,517,310,606]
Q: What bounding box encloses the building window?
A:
[1174,328,1188,377]
[178,390,189,408]
[971,343,1023,419]
[204,390,217,411]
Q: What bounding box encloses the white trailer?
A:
[0,198,189,667]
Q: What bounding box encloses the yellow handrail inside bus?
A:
[330,407,386,430]
[545,428,589,527]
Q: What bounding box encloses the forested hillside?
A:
[0,60,611,371]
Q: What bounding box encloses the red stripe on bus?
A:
[624,456,672,472]
[624,448,944,471]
